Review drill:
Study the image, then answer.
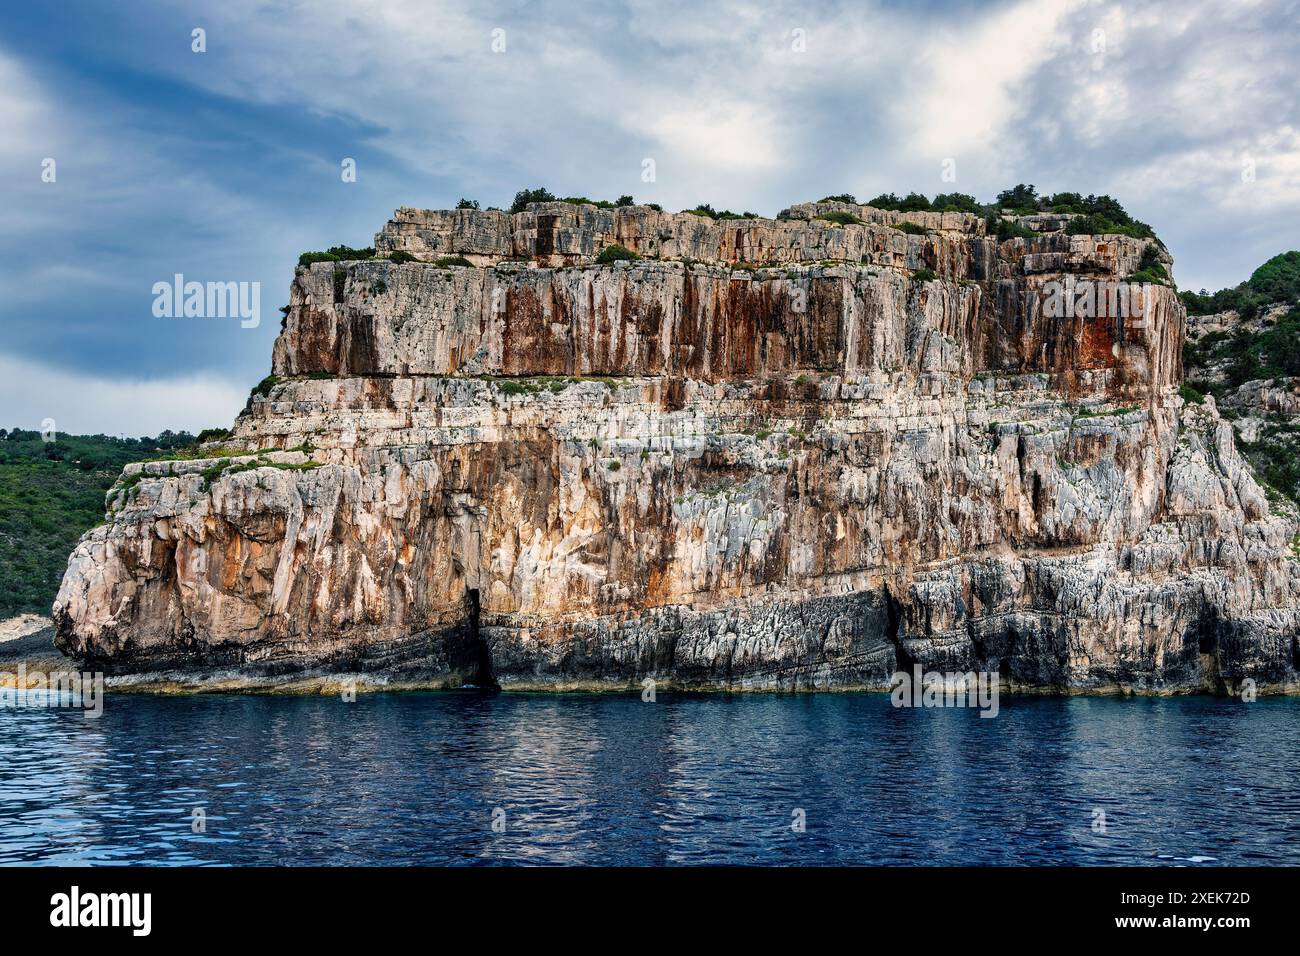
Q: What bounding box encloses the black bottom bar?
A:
[0,866,1282,942]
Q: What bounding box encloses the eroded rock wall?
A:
[53,203,1300,692]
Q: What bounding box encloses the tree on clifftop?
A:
[511,187,556,213]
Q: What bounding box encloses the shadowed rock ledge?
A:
[52,200,1300,694]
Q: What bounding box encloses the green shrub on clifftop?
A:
[595,244,639,264]
[297,245,375,268]
[683,204,756,220]
[930,193,981,213]
[249,375,281,401]
[815,211,862,226]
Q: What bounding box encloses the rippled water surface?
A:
[1,692,1298,865]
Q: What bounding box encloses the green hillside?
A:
[0,429,195,617]
[1180,251,1300,317]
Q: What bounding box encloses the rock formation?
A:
[52,201,1300,692]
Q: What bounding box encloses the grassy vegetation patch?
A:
[489,375,622,396]
[1074,405,1141,419]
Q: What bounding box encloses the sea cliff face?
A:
[52,201,1300,692]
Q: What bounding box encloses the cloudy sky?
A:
[2,0,1298,435]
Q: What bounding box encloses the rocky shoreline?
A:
[8,614,1295,698]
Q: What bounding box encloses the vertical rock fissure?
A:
[883,586,912,674]
[465,587,497,689]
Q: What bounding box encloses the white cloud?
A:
[646,100,782,172]
[903,0,1082,160]
[0,353,246,436]
[1125,127,1300,212]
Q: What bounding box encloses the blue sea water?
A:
[0,691,1297,866]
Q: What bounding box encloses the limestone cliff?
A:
[53,201,1300,692]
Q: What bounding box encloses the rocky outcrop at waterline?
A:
[52,200,1300,693]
